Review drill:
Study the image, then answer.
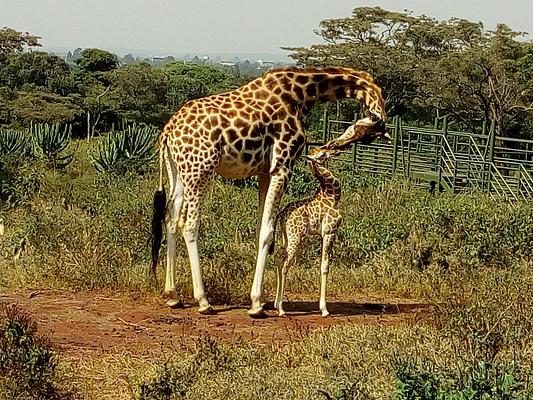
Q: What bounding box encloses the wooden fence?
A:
[307,111,533,200]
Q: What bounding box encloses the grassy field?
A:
[1,139,533,399]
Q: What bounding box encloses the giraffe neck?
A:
[309,163,341,203]
[263,67,386,120]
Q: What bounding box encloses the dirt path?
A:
[1,289,429,357]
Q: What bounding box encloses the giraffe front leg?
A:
[257,174,271,309]
[274,262,283,311]
[249,174,288,318]
[319,233,335,317]
[276,258,291,317]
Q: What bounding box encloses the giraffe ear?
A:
[355,117,375,127]
[364,110,381,122]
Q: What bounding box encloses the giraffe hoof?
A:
[198,305,215,315]
[321,310,330,317]
[166,299,183,309]
[247,307,267,319]
[278,310,286,317]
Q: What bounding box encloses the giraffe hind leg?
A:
[163,153,184,308]
[319,233,335,317]
[180,175,214,314]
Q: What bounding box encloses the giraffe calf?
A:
[274,146,342,317]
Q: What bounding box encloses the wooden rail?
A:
[310,112,533,200]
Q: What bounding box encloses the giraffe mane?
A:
[265,66,376,84]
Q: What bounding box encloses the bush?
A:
[30,122,73,168]
[393,356,531,400]
[0,304,75,399]
[89,124,158,173]
[137,337,235,400]
[0,129,27,157]
[0,156,44,208]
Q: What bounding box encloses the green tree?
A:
[417,24,533,134]
[0,27,41,58]
[75,48,118,73]
[163,62,241,108]
[8,91,82,126]
[106,63,168,125]
[78,77,111,138]
[285,7,533,136]
[1,52,74,95]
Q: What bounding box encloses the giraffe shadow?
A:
[277,301,430,317]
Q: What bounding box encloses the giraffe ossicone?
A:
[150,66,387,317]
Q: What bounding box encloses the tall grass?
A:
[1,140,532,303]
[1,139,532,398]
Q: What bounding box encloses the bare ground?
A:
[1,289,429,357]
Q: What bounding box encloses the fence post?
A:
[437,116,449,192]
[487,120,496,163]
[321,108,329,145]
[352,142,357,171]
[391,115,400,175]
[487,120,496,194]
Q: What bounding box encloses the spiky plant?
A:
[89,124,158,173]
[0,130,27,157]
[30,123,74,168]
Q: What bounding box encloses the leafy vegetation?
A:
[89,124,158,173]
[2,10,533,137]
[0,129,26,156]
[0,304,76,399]
[286,7,533,137]
[30,122,74,167]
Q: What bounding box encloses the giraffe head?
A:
[304,146,340,165]
[321,116,390,152]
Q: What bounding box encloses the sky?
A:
[1,0,532,58]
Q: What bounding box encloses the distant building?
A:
[256,59,275,71]
[151,55,176,66]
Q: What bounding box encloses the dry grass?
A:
[1,143,532,398]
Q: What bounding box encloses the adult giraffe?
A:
[151,66,387,317]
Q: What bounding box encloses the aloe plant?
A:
[89,124,158,173]
[0,129,27,157]
[30,123,73,168]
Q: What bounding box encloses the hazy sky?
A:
[1,0,532,56]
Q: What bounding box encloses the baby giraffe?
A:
[274,146,342,317]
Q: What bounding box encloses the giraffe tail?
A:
[268,213,280,255]
[150,136,167,277]
[268,211,287,255]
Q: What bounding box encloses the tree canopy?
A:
[0,36,243,135]
[0,27,41,58]
[75,48,118,73]
[285,7,533,136]
[0,16,532,138]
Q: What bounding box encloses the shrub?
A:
[393,356,531,400]
[0,129,27,157]
[30,122,73,168]
[89,124,158,173]
[0,157,44,208]
[137,337,235,400]
[0,304,75,399]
